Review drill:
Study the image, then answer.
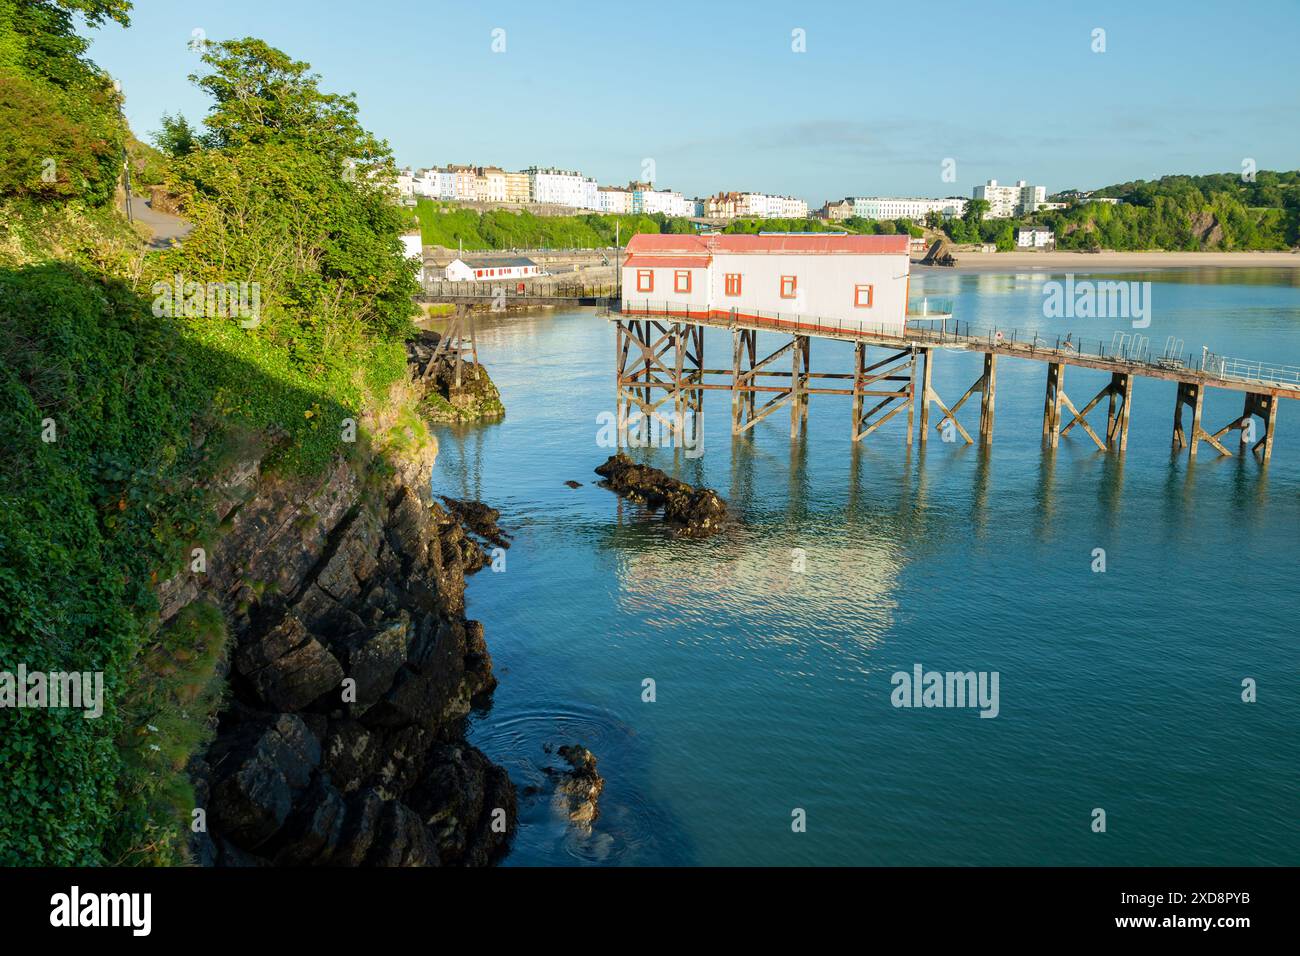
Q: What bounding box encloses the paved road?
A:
[120,195,192,249]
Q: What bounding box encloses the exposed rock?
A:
[564,480,582,488]
[234,613,344,712]
[208,714,321,849]
[409,743,517,865]
[170,346,517,867]
[545,744,605,830]
[408,330,505,423]
[439,495,514,563]
[1191,211,1224,247]
[332,614,412,717]
[594,452,728,537]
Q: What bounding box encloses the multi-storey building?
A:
[770,195,809,218]
[504,171,531,204]
[474,167,507,203]
[851,196,967,220]
[822,199,855,220]
[705,192,741,218]
[972,180,1047,218]
[598,186,632,214]
[446,164,477,201]
[394,168,415,199]
[525,166,591,207]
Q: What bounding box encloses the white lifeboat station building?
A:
[619,233,912,333]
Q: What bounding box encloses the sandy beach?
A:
[915,250,1300,273]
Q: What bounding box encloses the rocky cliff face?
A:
[161,360,516,866]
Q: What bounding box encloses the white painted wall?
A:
[621,252,910,331]
[622,264,712,311]
[445,259,541,282]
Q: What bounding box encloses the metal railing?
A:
[1202,352,1300,388]
[617,299,1300,392]
[421,280,618,299]
[906,297,954,317]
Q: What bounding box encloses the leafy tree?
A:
[151,111,197,158]
[159,38,419,371]
[0,0,130,204]
[190,38,388,173]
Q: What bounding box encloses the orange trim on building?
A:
[623,233,910,256]
[623,254,712,269]
[780,275,798,299]
[618,304,903,336]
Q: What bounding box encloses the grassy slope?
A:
[0,193,425,865]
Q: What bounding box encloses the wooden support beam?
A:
[784,335,808,438]
[1103,373,1132,452]
[1058,388,1106,451]
[1044,363,1064,447]
[731,328,747,434]
[1172,381,1188,450]
[906,347,917,446]
[1118,375,1132,452]
[928,389,974,444]
[851,347,916,442]
[852,343,865,440]
[979,353,997,444]
[1189,383,1205,458]
[1251,393,1278,463]
[918,348,932,444]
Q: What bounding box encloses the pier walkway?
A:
[610,301,1296,462]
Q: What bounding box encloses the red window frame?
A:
[854,284,874,308]
[724,273,742,296]
[475,270,484,278]
[636,269,654,293]
[674,270,692,294]
[780,275,798,299]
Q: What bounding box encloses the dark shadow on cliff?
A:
[0,261,516,866]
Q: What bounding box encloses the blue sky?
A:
[84,0,1300,205]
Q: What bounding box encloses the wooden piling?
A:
[918,348,932,444]
[979,352,997,444]
[1188,383,1204,459]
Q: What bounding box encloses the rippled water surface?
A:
[430,268,1300,866]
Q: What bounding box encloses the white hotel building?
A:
[735,193,809,219]
[851,196,967,220]
[598,187,632,214]
[525,167,601,209]
[972,180,1047,218]
[620,233,913,333]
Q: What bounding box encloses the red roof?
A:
[624,233,909,256]
[623,254,711,268]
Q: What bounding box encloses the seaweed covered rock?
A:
[545,744,605,830]
[594,453,727,537]
[407,330,505,424]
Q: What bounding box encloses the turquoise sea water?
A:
[430,268,1300,866]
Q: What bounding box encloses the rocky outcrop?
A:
[166,355,516,866]
[1190,211,1224,247]
[545,744,604,830]
[594,453,728,537]
[408,330,505,424]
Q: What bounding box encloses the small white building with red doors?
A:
[445,256,542,282]
[620,233,912,333]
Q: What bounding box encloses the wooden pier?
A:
[610,307,1297,463]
